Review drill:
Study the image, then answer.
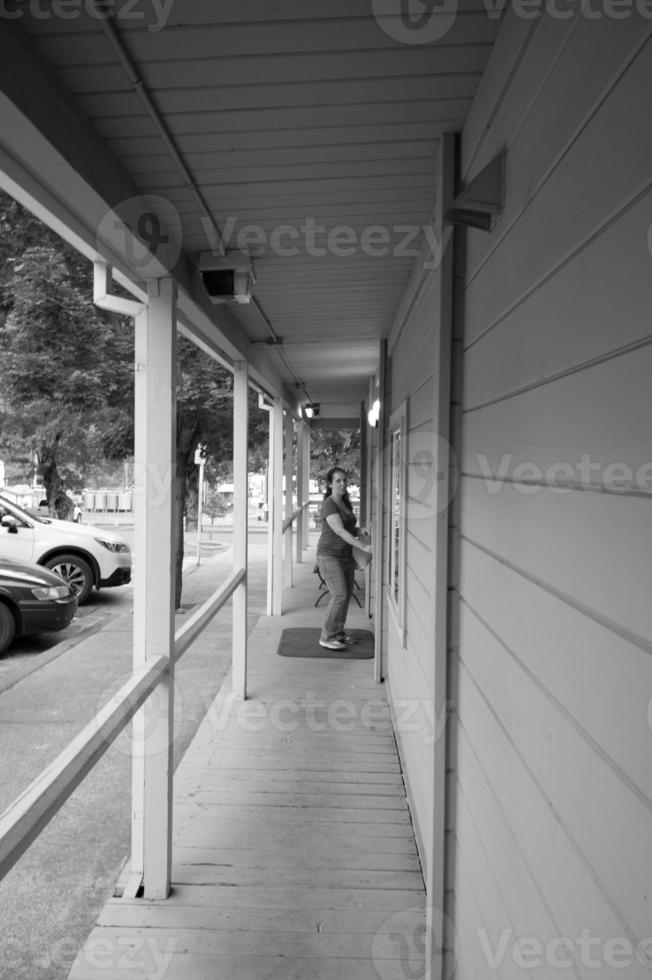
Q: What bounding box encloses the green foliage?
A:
[176,336,233,463]
[176,337,269,463]
[0,239,133,503]
[309,425,361,485]
[173,338,269,605]
[0,190,270,594]
[203,487,231,521]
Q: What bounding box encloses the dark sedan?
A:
[0,558,78,655]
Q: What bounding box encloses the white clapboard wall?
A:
[383,14,652,979]
[454,16,652,979]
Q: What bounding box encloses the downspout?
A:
[93,261,144,318]
[441,219,465,975]
[373,339,388,684]
[426,131,459,980]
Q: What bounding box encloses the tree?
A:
[173,337,268,608]
[0,190,269,606]
[0,245,133,516]
[310,425,361,487]
[202,487,231,524]
[175,337,232,605]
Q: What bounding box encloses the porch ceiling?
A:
[3,1,501,411]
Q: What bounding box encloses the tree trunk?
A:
[174,451,187,609]
[37,434,73,520]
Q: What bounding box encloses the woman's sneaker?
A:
[319,638,347,650]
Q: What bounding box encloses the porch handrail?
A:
[174,565,246,662]
[282,499,310,534]
[0,564,247,884]
[0,655,167,881]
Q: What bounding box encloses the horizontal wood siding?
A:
[452,16,652,976]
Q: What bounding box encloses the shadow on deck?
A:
[68,554,426,979]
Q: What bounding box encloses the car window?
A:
[0,502,31,528]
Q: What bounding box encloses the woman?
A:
[316,467,372,650]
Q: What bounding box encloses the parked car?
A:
[27,497,82,522]
[0,493,131,604]
[0,557,78,655]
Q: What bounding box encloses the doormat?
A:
[277,628,374,659]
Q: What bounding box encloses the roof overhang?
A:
[0,5,502,413]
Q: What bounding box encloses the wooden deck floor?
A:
[68,557,426,979]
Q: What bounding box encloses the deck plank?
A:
[98,901,425,934]
[69,954,425,980]
[67,557,426,980]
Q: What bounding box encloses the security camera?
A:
[197,251,255,304]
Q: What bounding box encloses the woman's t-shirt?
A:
[317,497,357,558]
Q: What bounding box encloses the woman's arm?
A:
[325,513,372,552]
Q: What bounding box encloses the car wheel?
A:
[0,602,16,656]
[44,554,93,604]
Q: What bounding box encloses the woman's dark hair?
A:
[323,466,352,509]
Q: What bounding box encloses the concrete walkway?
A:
[67,552,426,979]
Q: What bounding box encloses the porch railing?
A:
[0,564,246,883]
[282,500,309,534]
[283,500,310,579]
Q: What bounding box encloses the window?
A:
[387,402,406,644]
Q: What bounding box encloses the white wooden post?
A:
[358,401,369,610]
[266,398,284,615]
[373,339,387,685]
[195,450,205,566]
[296,421,306,562]
[232,361,249,700]
[283,411,294,588]
[131,277,176,901]
[302,422,311,551]
[365,383,376,619]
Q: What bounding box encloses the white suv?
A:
[0,493,131,603]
